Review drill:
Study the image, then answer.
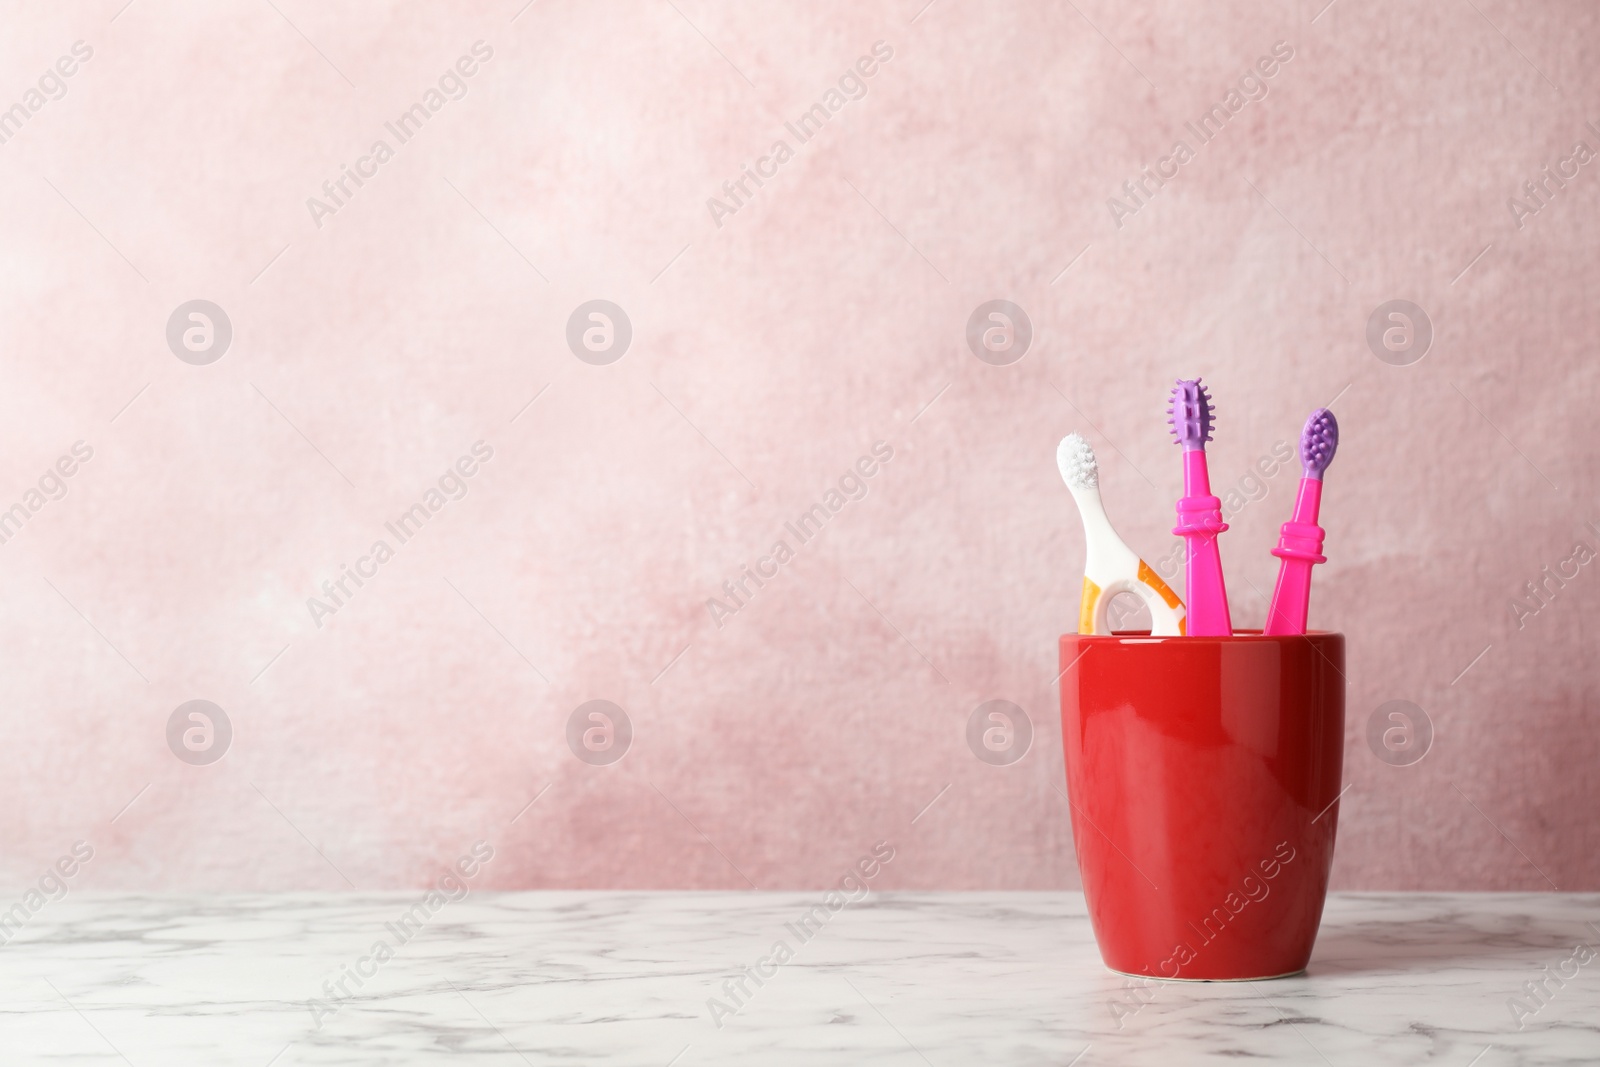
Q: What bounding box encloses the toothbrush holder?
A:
[1058,630,1345,980]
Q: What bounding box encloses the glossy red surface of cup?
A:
[1059,630,1344,980]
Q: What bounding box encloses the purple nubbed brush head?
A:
[1167,378,1214,451]
[1300,408,1339,479]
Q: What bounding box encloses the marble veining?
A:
[0,892,1596,1065]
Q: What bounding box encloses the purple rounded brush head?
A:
[1167,378,1215,451]
[1300,408,1339,479]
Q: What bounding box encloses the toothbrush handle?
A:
[1264,479,1326,636]
[1174,493,1232,636]
[1263,556,1315,635]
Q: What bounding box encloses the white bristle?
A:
[1057,433,1098,490]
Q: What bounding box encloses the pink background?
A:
[1,0,1596,891]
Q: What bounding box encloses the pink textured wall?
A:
[0,0,1595,893]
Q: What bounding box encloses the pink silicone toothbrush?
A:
[1168,379,1232,636]
[1264,408,1339,636]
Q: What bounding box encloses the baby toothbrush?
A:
[1057,433,1186,635]
[1168,379,1232,636]
[1264,409,1339,636]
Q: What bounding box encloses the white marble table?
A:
[2,892,1597,1065]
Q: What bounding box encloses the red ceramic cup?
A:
[1059,630,1344,980]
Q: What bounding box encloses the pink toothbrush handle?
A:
[1174,452,1232,636]
[1177,513,1231,635]
[1264,478,1326,636]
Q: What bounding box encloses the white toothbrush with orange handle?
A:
[1058,434,1186,636]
